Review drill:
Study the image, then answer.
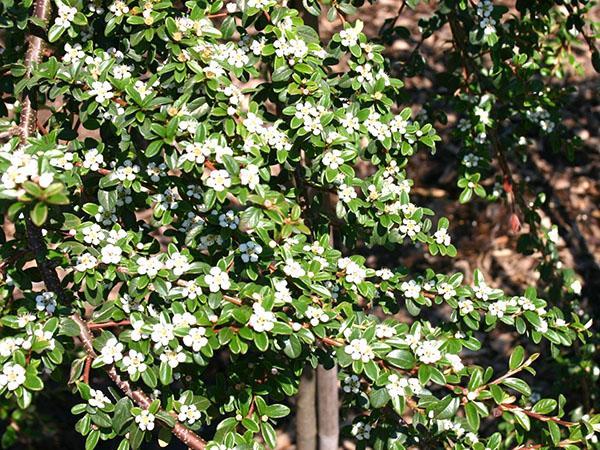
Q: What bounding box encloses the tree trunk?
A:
[317,365,339,450]
[296,366,317,450]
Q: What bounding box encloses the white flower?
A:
[386,374,409,397]
[465,432,479,445]
[134,80,153,99]
[339,111,360,132]
[205,266,231,292]
[112,64,132,80]
[305,306,329,327]
[88,81,114,103]
[35,291,57,314]
[0,363,26,391]
[100,338,124,364]
[160,346,186,368]
[407,377,425,396]
[17,313,36,328]
[376,268,394,280]
[165,252,190,276]
[240,164,260,190]
[546,225,560,243]
[178,404,201,425]
[75,253,98,272]
[121,349,147,375]
[322,150,344,170]
[415,340,442,364]
[0,337,24,357]
[248,303,276,333]
[137,256,163,278]
[82,149,104,171]
[446,354,464,372]
[339,21,362,47]
[101,244,122,265]
[180,280,203,299]
[55,2,77,27]
[205,169,231,192]
[401,280,421,299]
[516,296,535,311]
[114,160,140,182]
[130,319,148,341]
[399,218,421,238]
[172,312,197,328]
[183,327,208,352]
[537,319,549,333]
[570,280,582,295]
[375,324,396,339]
[218,210,239,230]
[343,374,361,394]
[303,241,324,255]
[239,241,263,263]
[488,300,507,318]
[274,279,292,303]
[472,281,494,301]
[88,389,112,408]
[437,282,456,300]
[109,0,129,16]
[184,142,211,164]
[338,184,356,203]
[433,228,451,246]
[62,43,85,64]
[344,338,374,363]
[50,151,74,170]
[135,410,155,431]
[151,321,175,347]
[283,259,305,278]
[351,421,372,441]
[458,299,474,315]
[343,260,366,284]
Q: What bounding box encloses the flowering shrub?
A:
[0,0,598,448]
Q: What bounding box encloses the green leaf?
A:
[501,378,531,396]
[369,388,390,408]
[261,421,277,449]
[30,202,48,226]
[254,332,269,352]
[509,346,525,370]
[159,362,173,385]
[272,66,293,82]
[465,402,480,431]
[265,404,290,419]
[128,424,144,450]
[432,395,458,420]
[23,374,44,391]
[113,398,133,434]
[242,417,259,433]
[548,421,560,445]
[512,409,531,431]
[85,430,100,450]
[532,398,557,415]
[386,349,415,369]
[141,367,158,388]
[48,24,66,42]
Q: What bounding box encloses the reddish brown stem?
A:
[83,356,92,384]
[71,314,207,449]
[499,403,575,427]
[88,320,131,330]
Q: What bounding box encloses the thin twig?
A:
[499,403,576,427]
[88,320,131,330]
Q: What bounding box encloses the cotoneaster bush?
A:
[0,0,598,449]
